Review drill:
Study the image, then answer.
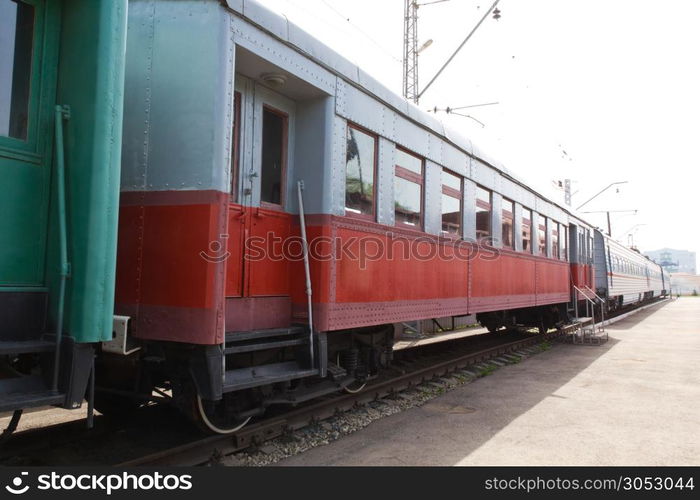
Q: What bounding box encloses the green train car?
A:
[0,0,127,429]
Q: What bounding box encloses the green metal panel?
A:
[44,0,128,343]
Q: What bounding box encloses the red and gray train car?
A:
[110,0,598,432]
[0,0,667,433]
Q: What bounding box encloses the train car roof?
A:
[223,0,597,228]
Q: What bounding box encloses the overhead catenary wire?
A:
[418,0,501,99]
[319,0,403,63]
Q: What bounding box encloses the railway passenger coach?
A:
[594,231,667,310]
[0,0,668,435]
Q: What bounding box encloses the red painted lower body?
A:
[115,190,228,345]
[224,208,570,333]
[116,198,573,345]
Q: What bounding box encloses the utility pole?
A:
[583,209,638,237]
[403,0,419,103]
[403,0,450,104]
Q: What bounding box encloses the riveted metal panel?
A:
[220,13,237,198]
[514,203,524,252]
[288,22,358,83]
[335,77,347,117]
[519,188,537,211]
[428,133,444,166]
[490,192,503,248]
[535,197,550,217]
[551,205,567,225]
[294,96,334,214]
[122,0,230,193]
[463,179,477,241]
[358,68,409,116]
[241,0,288,40]
[377,137,395,225]
[330,114,347,216]
[394,118,430,158]
[337,81,385,137]
[445,127,473,156]
[442,142,469,177]
[424,160,442,236]
[225,0,244,12]
[501,177,519,201]
[472,159,496,190]
[232,17,335,95]
[407,102,445,135]
[493,171,503,194]
[120,0,154,191]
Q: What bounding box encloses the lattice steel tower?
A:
[403,0,419,103]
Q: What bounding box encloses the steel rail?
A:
[117,329,564,466]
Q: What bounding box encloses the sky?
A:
[257,0,700,268]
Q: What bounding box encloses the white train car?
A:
[597,230,664,308]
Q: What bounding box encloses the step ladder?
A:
[222,326,320,393]
[567,286,608,345]
[0,289,66,415]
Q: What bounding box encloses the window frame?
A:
[501,197,515,250]
[259,104,289,210]
[538,215,548,257]
[521,208,533,254]
[440,168,463,238]
[475,185,492,243]
[551,221,560,259]
[394,146,424,230]
[344,122,378,221]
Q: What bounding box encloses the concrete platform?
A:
[279,298,700,466]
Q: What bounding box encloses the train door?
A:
[225,78,296,329]
[246,85,296,298]
[0,0,57,290]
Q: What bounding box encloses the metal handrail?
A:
[297,181,315,369]
[583,285,606,328]
[572,285,598,335]
[52,105,71,393]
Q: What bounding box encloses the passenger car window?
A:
[441,169,462,236]
[476,186,491,242]
[394,148,423,229]
[502,198,514,249]
[345,124,377,218]
[0,0,35,141]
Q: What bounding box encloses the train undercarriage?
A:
[94,324,395,434]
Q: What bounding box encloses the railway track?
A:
[0,298,668,467]
[117,328,570,466]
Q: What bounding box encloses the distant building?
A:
[670,273,700,296]
[645,248,697,275]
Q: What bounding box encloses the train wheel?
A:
[194,395,251,435]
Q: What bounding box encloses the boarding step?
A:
[0,376,64,413]
[0,339,55,356]
[223,361,318,392]
[224,326,309,355]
